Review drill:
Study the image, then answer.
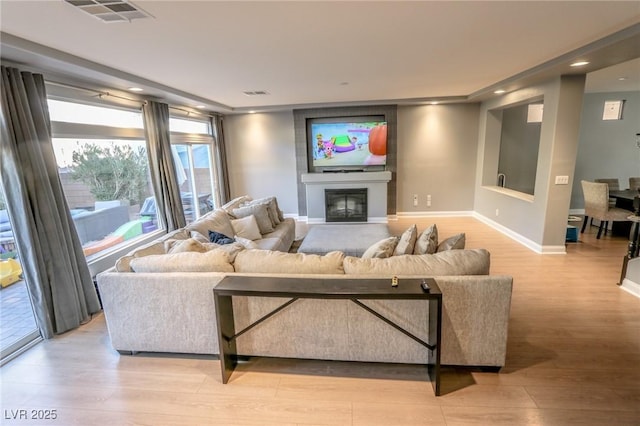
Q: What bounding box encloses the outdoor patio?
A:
[0,280,38,352]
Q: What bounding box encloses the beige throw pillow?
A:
[362,236,399,259]
[393,224,417,255]
[231,215,262,240]
[414,224,438,255]
[437,233,466,252]
[233,204,274,234]
[234,249,345,274]
[186,209,235,240]
[246,196,281,227]
[234,235,260,249]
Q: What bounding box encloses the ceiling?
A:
[1,1,639,114]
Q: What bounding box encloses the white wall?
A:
[224,111,298,215]
[396,104,480,213]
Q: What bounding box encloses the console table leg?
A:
[214,293,237,384]
[428,297,442,396]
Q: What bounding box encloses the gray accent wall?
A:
[571,90,640,209]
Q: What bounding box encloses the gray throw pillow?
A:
[414,224,438,254]
[232,203,274,234]
[247,197,281,227]
[437,233,466,252]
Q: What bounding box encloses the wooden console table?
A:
[213,276,443,395]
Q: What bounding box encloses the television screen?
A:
[309,118,387,168]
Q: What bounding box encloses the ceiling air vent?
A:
[64,0,153,23]
[243,90,270,96]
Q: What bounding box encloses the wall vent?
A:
[64,0,153,23]
[243,90,270,96]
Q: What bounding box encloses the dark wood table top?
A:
[214,276,440,299]
[610,189,640,201]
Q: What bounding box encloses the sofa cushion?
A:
[157,228,190,243]
[437,233,465,252]
[231,215,262,240]
[362,236,399,259]
[234,235,259,249]
[129,249,234,273]
[414,224,438,255]
[115,241,166,272]
[343,248,490,276]
[233,204,274,234]
[186,209,235,240]
[190,231,210,244]
[234,249,345,274]
[393,224,417,256]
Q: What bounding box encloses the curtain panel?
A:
[211,115,230,206]
[0,66,100,338]
[142,101,185,231]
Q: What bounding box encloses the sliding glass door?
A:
[0,188,41,365]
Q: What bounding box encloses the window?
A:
[48,100,159,260]
[170,117,217,224]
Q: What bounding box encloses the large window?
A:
[170,117,217,224]
[48,100,158,260]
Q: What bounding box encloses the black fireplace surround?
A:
[325,188,368,222]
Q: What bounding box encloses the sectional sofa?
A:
[96,196,513,368]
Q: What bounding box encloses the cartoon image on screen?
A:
[311,121,387,167]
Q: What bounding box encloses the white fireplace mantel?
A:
[301,171,392,223]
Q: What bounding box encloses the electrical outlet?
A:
[413,194,418,206]
[555,175,569,185]
[427,194,432,207]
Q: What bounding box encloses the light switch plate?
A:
[555,175,569,185]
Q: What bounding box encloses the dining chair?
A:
[581,180,630,239]
[629,177,640,191]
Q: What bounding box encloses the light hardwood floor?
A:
[1,217,639,425]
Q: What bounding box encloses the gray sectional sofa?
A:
[96,196,513,368]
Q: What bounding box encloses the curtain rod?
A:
[45,80,218,119]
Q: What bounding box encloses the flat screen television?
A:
[307,116,387,171]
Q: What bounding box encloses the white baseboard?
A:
[304,217,388,224]
[621,278,640,299]
[395,210,474,218]
[473,212,566,254]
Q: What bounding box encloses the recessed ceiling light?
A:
[339,82,349,86]
[618,77,628,81]
[195,105,206,109]
[248,111,256,114]
[494,89,506,94]
[570,61,589,67]
[128,87,143,92]
[430,101,439,105]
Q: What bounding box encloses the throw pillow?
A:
[232,204,274,234]
[362,236,399,259]
[167,238,208,254]
[246,197,281,227]
[186,209,235,241]
[189,231,210,244]
[414,224,438,255]
[231,215,262,240]
[209,230,235,245]
[437,233,466,252]
[234,235,259,249]
[393,224,418,256]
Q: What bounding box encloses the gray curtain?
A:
[0,66,101,338]
[211,115,230,205]
[142,101,185,231]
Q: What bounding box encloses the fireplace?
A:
[325,188,368,222]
